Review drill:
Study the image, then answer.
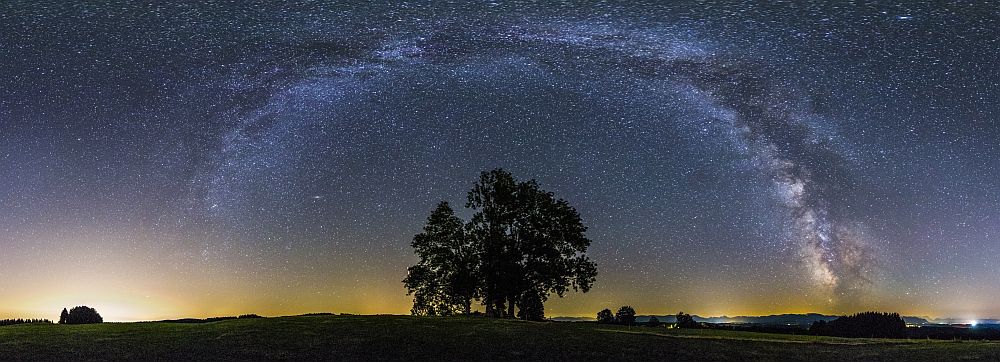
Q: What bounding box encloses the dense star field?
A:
[1,1,997,321]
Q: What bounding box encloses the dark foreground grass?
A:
[1,315,999,361]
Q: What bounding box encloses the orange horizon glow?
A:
[2,274,991,322]
[3,230,997,323]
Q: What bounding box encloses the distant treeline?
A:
[597,309,1000,341]
[160,314,263,324]
[907,325,1000,340]
[713,318,1000,340]
[0,319,52,327]
[595,307,701,329]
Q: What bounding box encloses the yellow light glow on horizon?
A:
[2,230,997,322]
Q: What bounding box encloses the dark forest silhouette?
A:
[404,169,598,320]
[59,306,103,325]
[809,312,907,338]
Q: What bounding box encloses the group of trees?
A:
[59,306,103,325]
[597,306,637,326]
[404,169,598,321]
[598,308,909,337]
[0,319,52,327]
[809,312,907,338]
[597,308,700,328]
[0,307,102,326]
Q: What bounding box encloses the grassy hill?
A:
[1,315,999,361]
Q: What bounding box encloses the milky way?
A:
[1,2,998,320]
[189,16,877,305]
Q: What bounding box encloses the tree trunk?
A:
[507,296,516,319]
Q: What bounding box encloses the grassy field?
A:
[1,315,999,361]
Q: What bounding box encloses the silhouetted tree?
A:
[466,169,598,318]
[647,316,661,327]
[597,308,615,324]
[404,202,480,316]
[403,170,599,319]
[59,308,68,324]
[63,306,103,324]
[615,306,636,326]
[676,312,699,328]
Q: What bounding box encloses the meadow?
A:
[1,315,999,361]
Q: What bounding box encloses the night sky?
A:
[1,1,998,322]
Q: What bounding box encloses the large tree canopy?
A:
[467,169,597,318]
[404,169,598,320]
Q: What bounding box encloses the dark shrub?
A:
[647,316,661,327]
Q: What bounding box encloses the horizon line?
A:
[6,311,996,324]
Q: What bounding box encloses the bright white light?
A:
[971,320,978,327]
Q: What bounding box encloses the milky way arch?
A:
[193,20,875,304]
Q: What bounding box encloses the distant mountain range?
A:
[550,313,995,326]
